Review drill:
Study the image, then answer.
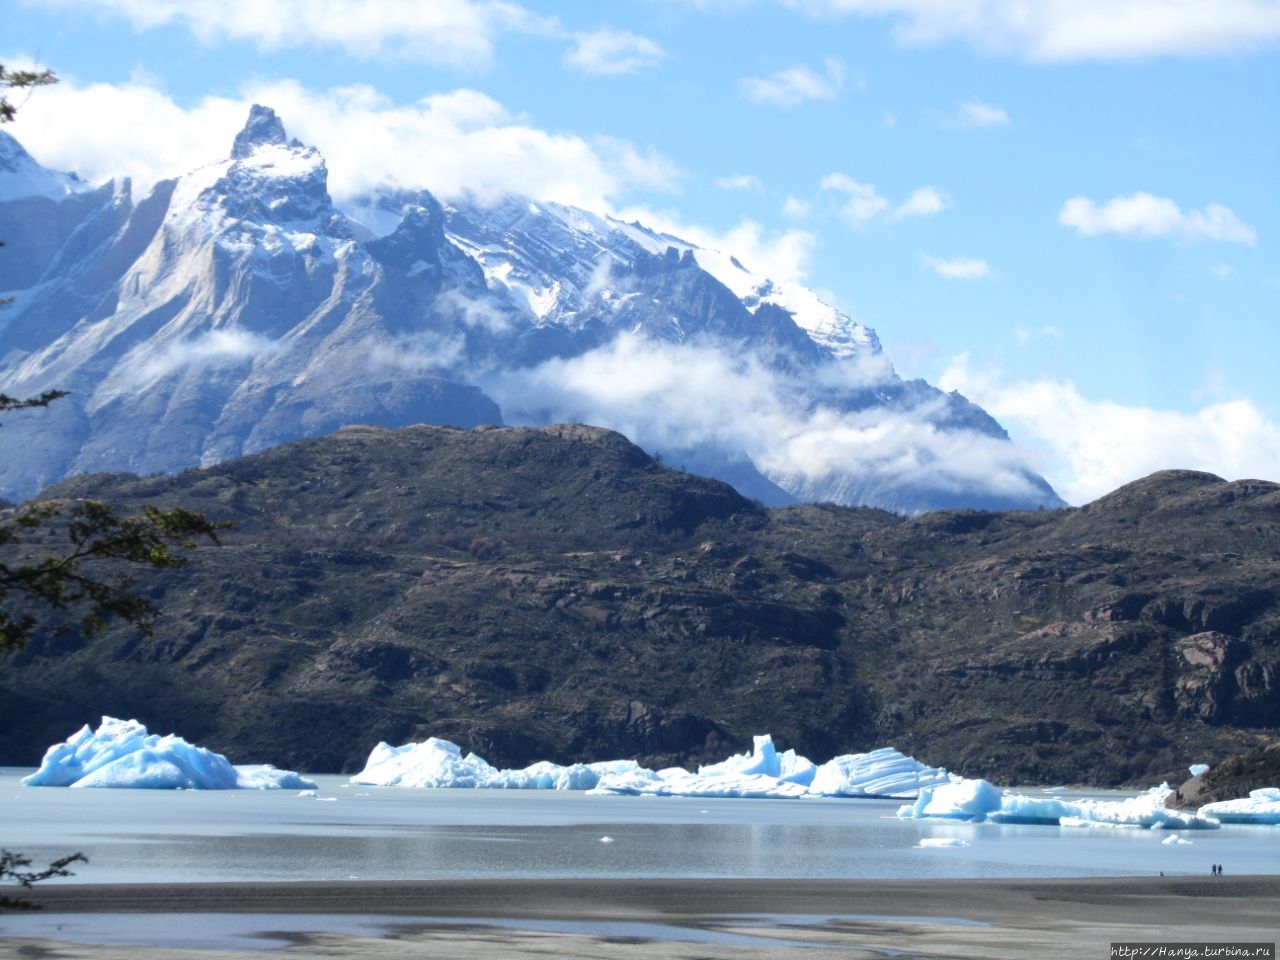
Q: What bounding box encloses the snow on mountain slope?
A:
[0,130,91,203]
[439,195,878,361]
[0,106,1063,513]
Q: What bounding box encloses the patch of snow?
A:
[1188,763,1210,777]
[0,132,93,202]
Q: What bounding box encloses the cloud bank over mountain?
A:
[0,107,1061,513]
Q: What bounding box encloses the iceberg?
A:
[898,778,1220,829]
[697,734,818,786]
[590,765,811,799]
[22,717,317,790]
[897,778,1003,821]
[1198,788,1280,825]
[808,746,956,798]
[1059,786,1219,830]
[349,737,500,788]
[350,738,644,790]
[352,732,950,800]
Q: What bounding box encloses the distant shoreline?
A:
[11,877,1279,960]
[22,874,1280,919]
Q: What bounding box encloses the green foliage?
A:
[0,64,57,124]
[0,850,86,910]
[0,391,69,417]
[0,497,227,651]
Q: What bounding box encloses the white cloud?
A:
[6,77,682,211]
[776,0,1280,61]
[40,0,552,67]
[739,57,845,106]
[957,99,1010,128]
[122,329,284,388]
[819,173,889,224]
[890,186,950,220]
[1013,326,1063,345]
[782,195,812,219]
[564,29,666,75]
[489,332,1049,505]
[617,208,818,286]
[367,330,467,374]
[715,174,763,191]
[820,175,948,227]
[939,354,1280,505]
[1059,193,1257,245]
[921,254,992,279]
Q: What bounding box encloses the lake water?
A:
[4,769,1277,884]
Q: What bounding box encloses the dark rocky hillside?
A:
[1,425,1276,786]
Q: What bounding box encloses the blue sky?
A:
[5,0,1279,503]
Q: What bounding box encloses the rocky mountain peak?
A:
[0,129,88,202]
[230,104,292,160]
[0,129,30,170]
[212,107,338,230]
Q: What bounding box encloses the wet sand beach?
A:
[4,876,1277,959]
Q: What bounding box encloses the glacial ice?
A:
[1197,788,1280,825]
[352,732,956,800]
[28,720,1274,823]
[347,737,644,790]
[897,780,1222,830]
[809,746,955,798]
[22,717,317,790]
[897,778,1004,821]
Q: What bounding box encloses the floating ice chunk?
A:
[1198,788,1280,825]
[1188,763,1210,777]
[697,734,817,786]
[1063,786,1219,830]
[352,732,953,801]
[1162,834,1192,845]
[589,766,669,796]
[988,793,1079,825]
[599,836,615,844]
[810,747,955,798]
[22,717,316,790]
[235,764,319,790]
[647,767,810,799]
[350,737,499,788]
[917,837,969,848]
[898,778,1003,821]
[897,778,1220,829]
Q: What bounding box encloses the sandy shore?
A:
[4,876,1278,959]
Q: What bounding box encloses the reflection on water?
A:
[3,771,1277,884]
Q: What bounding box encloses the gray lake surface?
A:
[4,770,1277,884]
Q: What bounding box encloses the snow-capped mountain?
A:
[0,106,1062,513]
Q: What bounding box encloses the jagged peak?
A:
[231,104,294,160]
[0,128,32,169]
[0,129,91,202]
